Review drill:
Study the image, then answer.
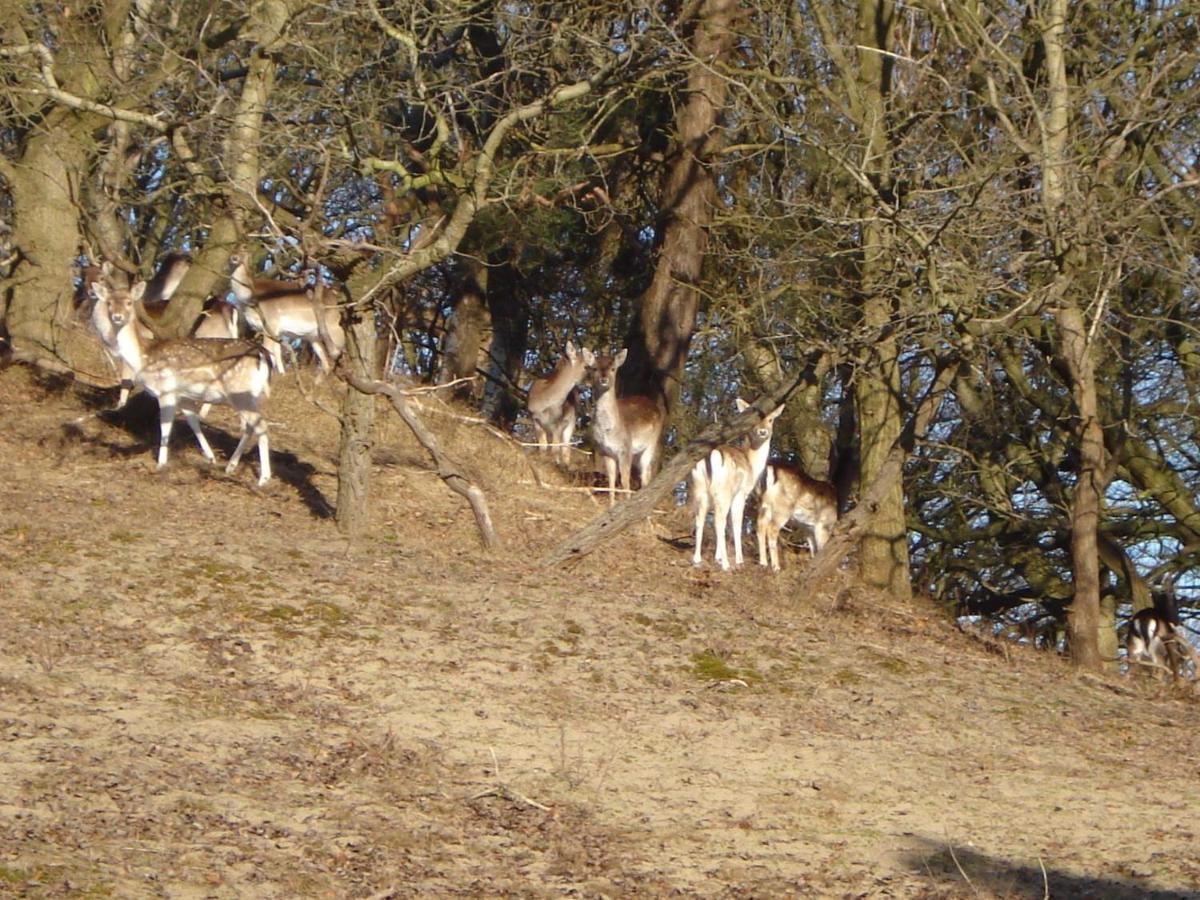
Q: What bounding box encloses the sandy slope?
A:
[1,362,1198,899]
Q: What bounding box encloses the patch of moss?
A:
[830,668,863,686]
[690,650,762,685]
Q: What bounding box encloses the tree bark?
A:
[852,0,910,600]
[336,305,379,536]
[625,0,739,405]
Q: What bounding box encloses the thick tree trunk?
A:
[4,124,90,365]
[852,0,910,599]
[480,257,526,428]
[438,258,490,401]
[625,0,739,405]
[1057,304,1107,672]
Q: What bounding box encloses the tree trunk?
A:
[480,257,526,428]
[625,0,739,404]
[438,257,490,401]
[1057,303,1107,672]
[336,305,379,536]
[852,0,910,599]
[4,124,90,365]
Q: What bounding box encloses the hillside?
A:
[1,361,1198,899]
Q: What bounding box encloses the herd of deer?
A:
[85,256,1194,682]
[527,340,1198,683]
[87,253,344,487]
[527,340,838,573]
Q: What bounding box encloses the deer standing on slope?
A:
[757,463,839,571]
[228,254,345,376]
[691,399,784,570]
[590,349,667,506]
[527,340,594,466]
[1126,575,1198,681]
[93,279,275,485]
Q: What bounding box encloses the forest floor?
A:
[1,358,1199,899]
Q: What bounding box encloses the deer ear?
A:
[130,281,147,302]
[565,340,577,359]
[581,348,596,367]
[90,282,109,302]
[735,397,750,413]
[614,348,628,367]
[766,404,785,424]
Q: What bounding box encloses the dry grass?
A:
[1,361,1199,899]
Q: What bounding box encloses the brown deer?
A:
[691,399,784,570]
[228,254,344,375]
[589,349,666,506]
[527,340,594,465]
[93,279,274,485]
[756,463,839,571]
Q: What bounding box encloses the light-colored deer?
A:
[228,254,344,375]
[93,279,274,485]
[757,463,839,571]
[527,340,594,466]
[590,349,666,506]
[90,255,238,407]
[690,399,784,570]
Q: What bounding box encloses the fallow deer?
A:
[94,280,274,485]
[527,340,594,466]
[90,256,238,408]
[590,348,667,506]
[228,254,345,375]
[757,463,839,571]
[91,258,184,408]
[1126,575,1198,681]
[690,399,784,570]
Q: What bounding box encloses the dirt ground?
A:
[1,359,1199,899]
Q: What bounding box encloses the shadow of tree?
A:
[901,834,1195,899]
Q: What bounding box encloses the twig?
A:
[466,747,552,812]
[945,839,979,896]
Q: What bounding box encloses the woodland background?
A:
[3,0,1200,670]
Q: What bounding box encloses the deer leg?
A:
[182,410,216,464]
[155,399,177,471]
[692,477,709,568]
[263,335,286,373]
[712,493,732,571]
[729,492,748,567]
[559,419,575,467]
[604,455,619,507]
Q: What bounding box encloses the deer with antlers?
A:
[228,254,344,376]
[691,399,785,570]
[92,278,275,485]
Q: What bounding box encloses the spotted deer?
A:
[756,463,839,571]
[228,254,344,375]
[90,256,239,407]
[690,399,784,570]
[527,341,594,466]
[590,349,667,505]
[93,279,274,485]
